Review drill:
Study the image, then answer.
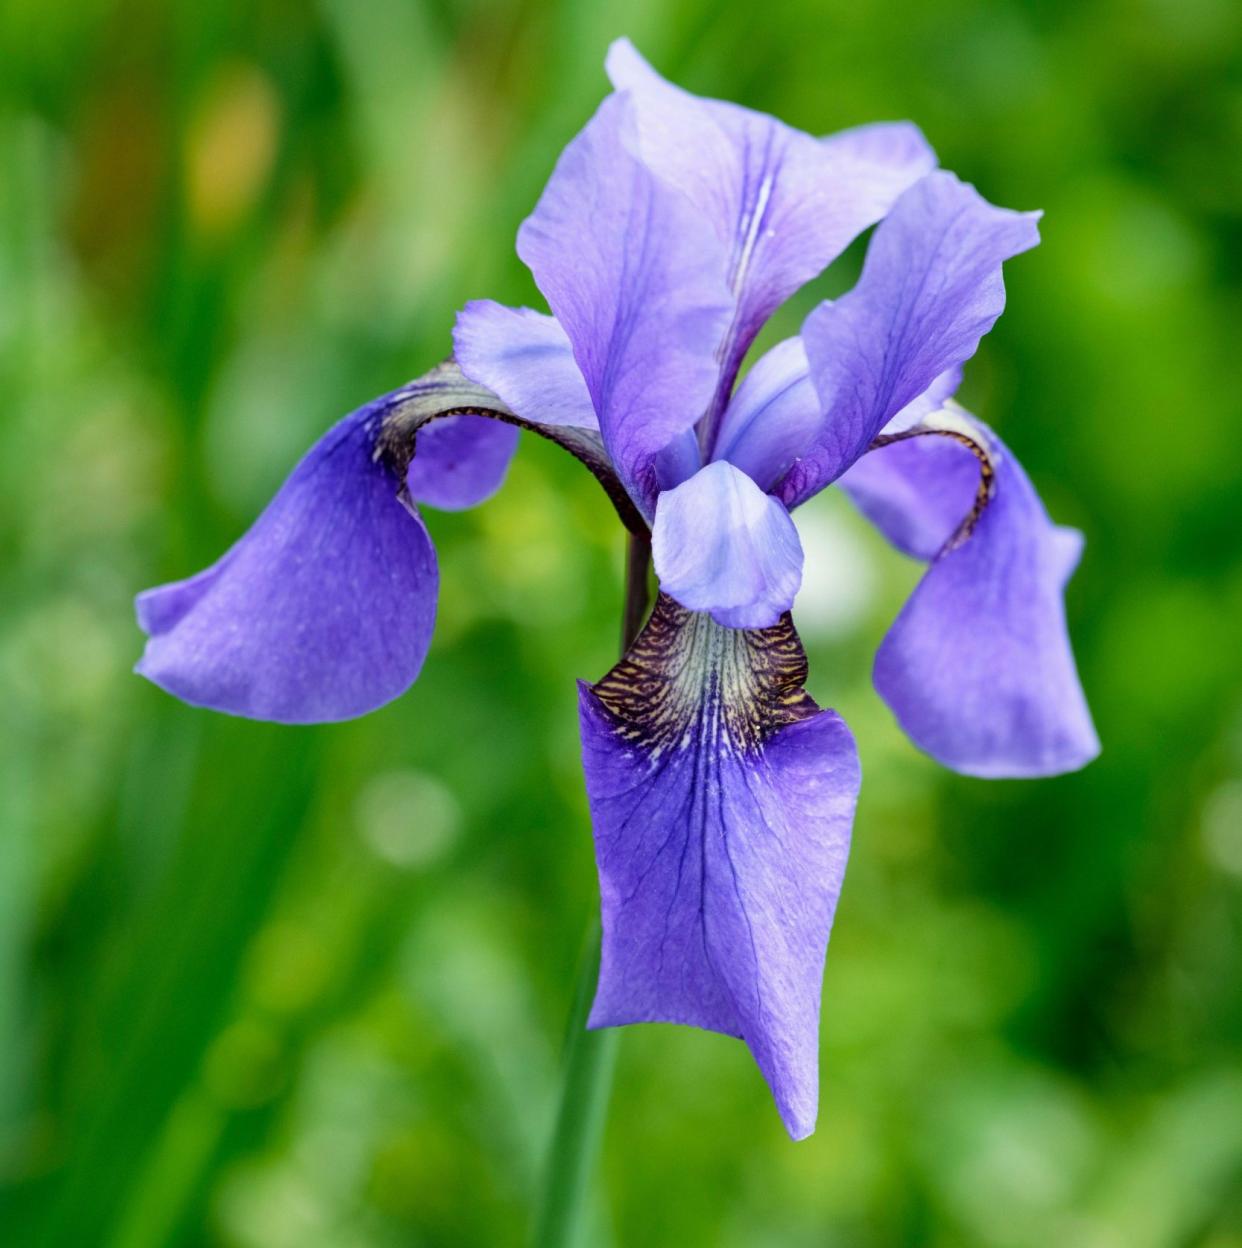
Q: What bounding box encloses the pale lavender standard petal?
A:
[135,396,438,723]
[652,461,803,629]
[856,411,1099,777]
[713,335,961,496]
[452,300,598,431]
[406,414,519,511]
[711,337,819,491]
[516,91,734,514]
[579,595,861,1139]
[606,40,936,434]
[781,172,1040,508]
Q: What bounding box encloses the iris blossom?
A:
[136,41,1098,1140]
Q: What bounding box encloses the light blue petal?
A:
[652,461,803,629]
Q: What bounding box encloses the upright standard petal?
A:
[606,39,936,433]
[852,407,1099,777]
[136,394,438,723]
[579,594,861,1139]
[516,91,734,514]
[452,300,598,431]
[711,337,820,491]
[713,336,961,496]
[652,461,803,629]
[781,172,1040,508]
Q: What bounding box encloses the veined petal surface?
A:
[711,337,819,491]
[606,39,935,434]
[517,90,735,514]
[781,172,1040,507]
[452,300,598,431]
[852,407,1099,777]
[714,336,961,497]
[579,595,860,1140]
[136,394,438,723]
[652,461,803,629]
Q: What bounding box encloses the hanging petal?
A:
[605,39,936,437]
[652,461,803,629]
[516,90,735,514]
[781,172,1040,508]
[854,407,1099,777]
[136,394,438,723]
[579,594,861,1140]
[452,300,599,431]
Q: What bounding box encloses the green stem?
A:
[532,532,651,1248]
[532,924,619,1248]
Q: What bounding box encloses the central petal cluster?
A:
[133,39,1099,1141]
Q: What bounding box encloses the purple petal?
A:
[136,395,438,723]
[652,461,803,629]
[406,414,519,511]
[606,39,936,437]
[781,172,1040,508]
[579,595,861,1139]
[860,410,1099,777]
[452,300,598,430]
[714,339,962,496]
[833,367,969,558]
[711,338,819,491]
[516,91,734,514]
[880,365,963,435]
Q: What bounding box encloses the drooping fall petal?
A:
[846,408,1099,777]
[579,595,861,1139]
[136,394,438,723]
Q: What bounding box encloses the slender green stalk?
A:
[532,532,651,1248]
[619,529,652,655]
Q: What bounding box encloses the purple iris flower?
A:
[136,41,1098,1140]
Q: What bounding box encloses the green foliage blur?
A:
[2,0,1241,1243]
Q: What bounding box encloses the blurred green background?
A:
[2,0,1241,1244]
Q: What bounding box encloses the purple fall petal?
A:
[781,172,1040,508]
[135,397,438,723]
[406,414,519,511]
[857,410,1099,777]
[516,91,734,515]
[652,461,803,629]
[452,300,599,431]
[579,595,861,1139]
[606,40,936,430]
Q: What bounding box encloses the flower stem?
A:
[620,528,652,653]
[532,531,650,1248]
